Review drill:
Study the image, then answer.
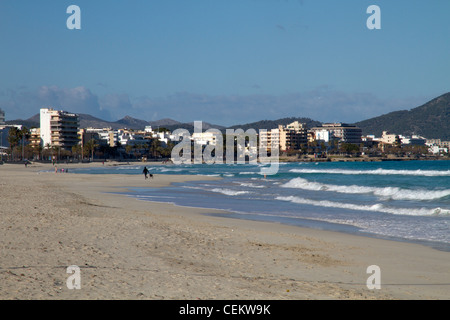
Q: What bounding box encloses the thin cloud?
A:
[0,85,432,127]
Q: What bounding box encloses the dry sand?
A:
[0,162,449,300]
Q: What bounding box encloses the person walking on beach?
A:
[143,166,149,179]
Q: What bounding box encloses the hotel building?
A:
[259,121,307,153]
[278,121,308,151]
[40,108,79,150]
[259,128,280,153]
[310,123,362,145]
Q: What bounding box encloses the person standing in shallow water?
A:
[142,166,149,179]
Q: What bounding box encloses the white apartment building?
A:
[377,131,401,145]
[192,131,220,146]
[312,129,333,145]
[40,108,79,149]
[278,121,308,151]
[311,123,362,145]
[259,128,280,152]
[117,129,146,146]
[400,135,426,146]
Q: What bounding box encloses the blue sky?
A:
[1,0,449,126]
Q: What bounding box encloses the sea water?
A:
[70,160,450,251]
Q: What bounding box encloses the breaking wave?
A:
[275,196,450,216]
[282,178,450,200]
[211,188,252,196]
[289,168,450,177]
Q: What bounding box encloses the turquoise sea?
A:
[70,160,450,251]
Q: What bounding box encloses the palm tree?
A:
[85,139,99,161]
[7,127,21,161]
[150,139,161,158]
[72,144,82,160]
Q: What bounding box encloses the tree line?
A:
[1,126,175,162]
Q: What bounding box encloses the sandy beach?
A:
[0,161,449,300]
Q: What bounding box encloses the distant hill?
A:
[149,118,181,127]
[5,113,40,128]
[162,121,225,134]
[114,115,150,129]
[228,117,322,132]
[355,92,450,140]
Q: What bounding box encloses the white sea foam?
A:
[238,182,265,188]
[275,196,450,216]
[289,168,450,177]
[282,178,450,200]
[211,188,251,196]
[159,168,184,172]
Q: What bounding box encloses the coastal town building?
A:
[192,131,220,146]
[117,129,148,146]
[29,128,41,149]
[309,128,334,146]
[145,126,176,147]
[259,122,308,153]
[310,123,362,146]
[40,108,80,150]
[361,135,379,149]
[278,121,308,151]
[259,128,280,153]
[400,135,426,146]
[426,139,450,155]
[319,123,362,144]
[426,139,450,149]
[0,108,5,125]
[80,127,118,147]
[378,131,401,145]
[0,124,23,149]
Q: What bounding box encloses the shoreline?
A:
[1,162,449,299]
[118,186,450,253]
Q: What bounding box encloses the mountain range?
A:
[355,92,449,140]
[5,92,450,140]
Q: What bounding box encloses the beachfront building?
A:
[259,121,307,153]
[317,123,362,144]
[361,135,379,148]
[29,128,42,149]
[372,131,402,152]
[192,131,220,146]
[0,108,5,125]
[378,131,401,145]
[259,128,280,154]
[309,128,335,146]
[400,135,426,146]
[428,145,448,155]
[426,139,450,155]
[117,129,147,146]
[310,123,362,145]
[426,139,450,149]
[81,128,118,147]
[278,121,308,152]
[40,108,79,150]
[145,126,175,147]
